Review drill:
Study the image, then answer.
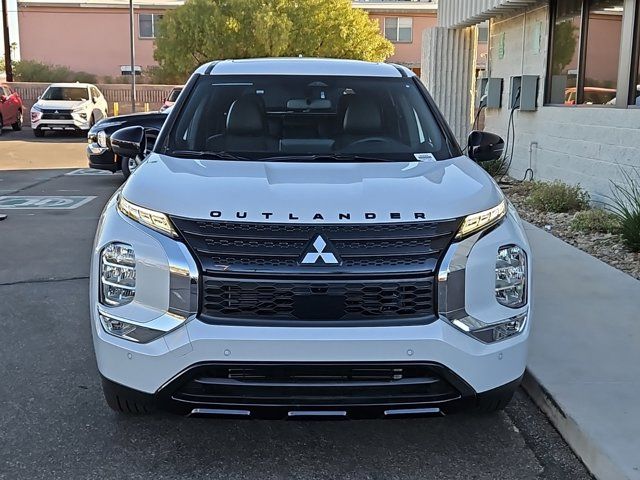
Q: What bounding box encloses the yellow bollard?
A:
[144,103,149,112]
[113,102,119,117]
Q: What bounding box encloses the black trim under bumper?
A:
[101,363,523,419]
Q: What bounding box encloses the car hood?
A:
[122,154,504,223]
[35,99,87,110]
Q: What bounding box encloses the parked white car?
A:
[30,83,108,137]
[92,58,531,419]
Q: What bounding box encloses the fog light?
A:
[452,313,527,343]
[496,245,527,308]
[100,242,135,306]
[99,311,163,343]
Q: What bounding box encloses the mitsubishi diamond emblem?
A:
[54,110,59,114]
[300,235,340,265]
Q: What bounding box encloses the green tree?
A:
[154,0,394,80]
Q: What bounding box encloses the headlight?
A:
[100,242,136,307]
[98,310,163,343]
[97,130,107,147]
[496,245,527,308]
[456,199,507,239]
[118,195,178,238]
[31,104,42,112]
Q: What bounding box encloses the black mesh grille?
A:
[170,218,461,276]
[201,277,434,324]
[41,109,73,120]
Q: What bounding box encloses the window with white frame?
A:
[384,17,413,43]
[139,13,163,39]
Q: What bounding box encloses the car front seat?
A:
[207,95,269,152]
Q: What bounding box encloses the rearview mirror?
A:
[111,126,146,159]
[467,130,505,162]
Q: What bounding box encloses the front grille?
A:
[170,218,461,275]
[169,363,463,407]
[41,109,73,120]
[201,276,434,324]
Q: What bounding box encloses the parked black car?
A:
[87,109,167,178]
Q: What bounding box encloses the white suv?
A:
[91,58,531,419]
[31,83,108,137]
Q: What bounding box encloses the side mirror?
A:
[92,97,97,104]
[111,126,146,159]
[467,130,505,162]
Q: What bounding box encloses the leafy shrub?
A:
[527,181,590,213]
[608,169,640,252]
[480,157,508,178]
[13,60,97,83]
[571,209,621,234]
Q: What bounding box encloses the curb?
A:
[522,370,628,480]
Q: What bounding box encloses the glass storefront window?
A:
[549,0,583,104]
[583,1,624,105]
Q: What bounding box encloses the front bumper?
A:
[101,365,524,419]
[32,117,91,131]
[87,143,118,171]
[91,196,532,415]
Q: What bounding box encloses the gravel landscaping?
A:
[500,179,640,281]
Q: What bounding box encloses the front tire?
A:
[121,155,143,179]
[12,110,23,131]
[102,377,154,415]
[474,377,521,413]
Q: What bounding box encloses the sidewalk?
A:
[523,223,640,480]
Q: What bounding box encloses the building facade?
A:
[427,0,640,201]
[16,0,179,77]
[11,0,437,79]
[354,0,438,75]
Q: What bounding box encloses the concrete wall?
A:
[483,4,640,202]
[17,6,163,77]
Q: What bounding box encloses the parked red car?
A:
[0,84,24,135]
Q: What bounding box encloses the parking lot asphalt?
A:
[0,129,593,480]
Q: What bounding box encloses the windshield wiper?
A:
[168,150,250,161]
[260,154,397,163]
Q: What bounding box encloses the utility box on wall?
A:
[509,75,539,111]
[486,78,503,109]
[520,75,539,111]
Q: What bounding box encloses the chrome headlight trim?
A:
[97,306,189,343]
[438,231,528,344]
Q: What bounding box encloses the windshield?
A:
[165,75,452,161]
[42,87,89,101]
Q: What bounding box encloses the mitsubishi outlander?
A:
[91,58,531,418]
